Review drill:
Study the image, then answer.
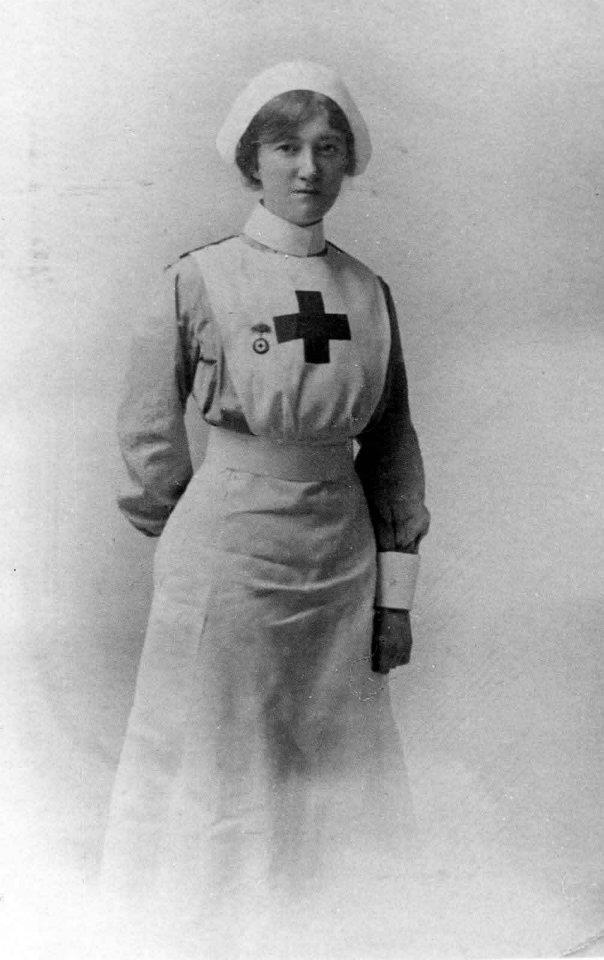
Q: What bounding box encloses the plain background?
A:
[2,0,603,956]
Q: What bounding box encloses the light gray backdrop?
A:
[2,0,603,956]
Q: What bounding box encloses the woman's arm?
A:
[355,278,429,552]
[116,260,202,536]
[355,278,430,670]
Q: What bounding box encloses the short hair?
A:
[235,89,356,188]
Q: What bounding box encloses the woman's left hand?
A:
[371,608,413,674]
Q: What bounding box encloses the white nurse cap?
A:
[216,60,372,175]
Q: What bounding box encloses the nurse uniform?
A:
[101,62,430,952]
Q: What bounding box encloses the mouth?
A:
[293,188,321,196]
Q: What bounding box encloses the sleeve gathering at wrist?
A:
[375,551,420,610]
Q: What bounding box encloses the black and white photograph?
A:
[2,2,603,958]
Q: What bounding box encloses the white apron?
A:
[103,208,421,956]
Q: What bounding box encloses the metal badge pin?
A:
[251,322,271,355]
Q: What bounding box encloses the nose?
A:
[298,146,318,179]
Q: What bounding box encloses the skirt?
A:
[101,430,412,953]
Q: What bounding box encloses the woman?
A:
[102,60,430,955]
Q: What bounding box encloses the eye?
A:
[275,142,297,155]
[319,141,346,158]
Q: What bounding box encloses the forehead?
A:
[267,112,345,141]
[294,114,344,136]
[253,91,350,144]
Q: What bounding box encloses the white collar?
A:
[242,202,326,257]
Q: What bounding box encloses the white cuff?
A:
[375,552,420,610]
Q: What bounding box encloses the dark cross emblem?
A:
[273,291,351,364]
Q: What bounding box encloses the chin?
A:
[295,213,323,226]
[293,202,332,226]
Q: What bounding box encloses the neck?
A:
[242,202,326,257]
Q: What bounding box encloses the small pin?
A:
[251,322,271,355]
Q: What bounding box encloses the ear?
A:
[251,147,263,189]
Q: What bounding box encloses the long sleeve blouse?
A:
[117,212,429,557]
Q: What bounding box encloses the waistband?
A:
[204,428,354,481]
